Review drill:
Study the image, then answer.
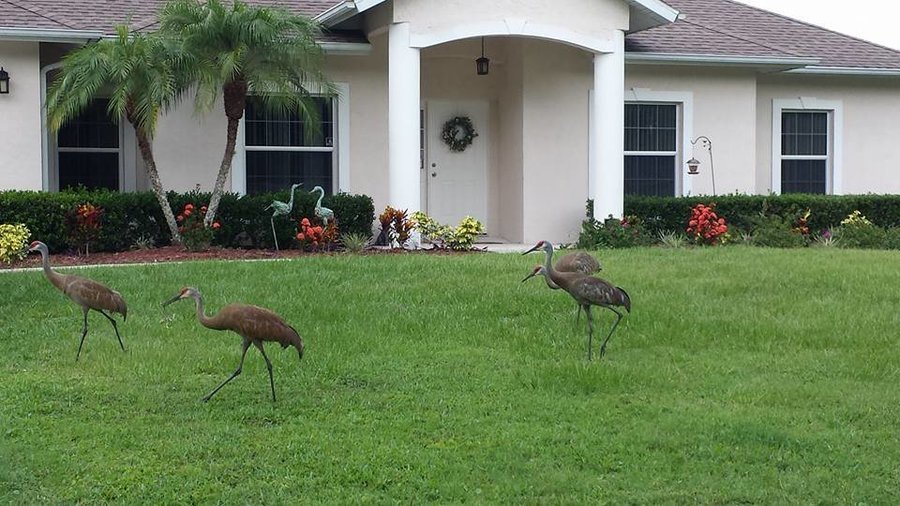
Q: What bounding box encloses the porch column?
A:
[590,31,625,219]
[388,22,421,215]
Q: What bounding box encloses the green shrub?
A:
[0,189,374,253]
[625,194,900,237]
[0,223,30,263]
[884,228,900,250]
[834,223,886,249]
[578,214,653,249]
[749,215,807,248]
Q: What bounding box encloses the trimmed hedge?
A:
[624,194,900,236]
[0,189,374,253]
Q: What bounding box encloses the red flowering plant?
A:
[686,203,728,245]
[69,203,103,255]
[296,217,326,251]
[792,209,811,236]
[177,203,220,251]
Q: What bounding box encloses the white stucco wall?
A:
[393,0,629,43]
[757,74,900,195]
[0,41,42,191]
[153,95,229,193]
[497,39,525,242]
[521,39,592,244]
[625,65,758,196]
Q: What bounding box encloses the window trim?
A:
[772,98,843,195]
[233,82,350,195]
[624,89,693,196]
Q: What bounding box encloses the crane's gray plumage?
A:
[28,241,127,360]
[163,287,303,402]
[523,240,602,320]
[523,260,630,360]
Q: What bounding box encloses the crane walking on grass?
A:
[523,240,602,321]
[265,182,302,251]
[163,287,304,402]
[523,263,630,360]
[27,241,127,360]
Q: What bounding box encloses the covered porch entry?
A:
[379,0,677,244]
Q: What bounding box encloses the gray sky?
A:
[734,0,900,51]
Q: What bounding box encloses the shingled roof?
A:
[0,0,342,36]
[627,0,900,70]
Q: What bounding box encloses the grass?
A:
[1,248,900,503]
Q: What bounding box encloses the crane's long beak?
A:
[522,244,540,255]
[162,294,182,307]
[522,271,538,282]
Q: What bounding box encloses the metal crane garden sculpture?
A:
[28,241,127,360]
[264,183,302,250]
[163,287,304,402]
[310,185,334,226]
[522,258,630,360]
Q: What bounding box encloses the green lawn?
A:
[1,247,899,503]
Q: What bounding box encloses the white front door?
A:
[426,100,488,227]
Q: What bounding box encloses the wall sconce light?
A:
[687,135,716,195]
[475,37,490,76]
[0,67,9,94]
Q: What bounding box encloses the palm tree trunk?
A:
[135,127,182,244]
[204,115,239,226]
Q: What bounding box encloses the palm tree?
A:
[46,25,187,244]
[160,0,335,226]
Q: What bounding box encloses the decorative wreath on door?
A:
[441,116,479,152]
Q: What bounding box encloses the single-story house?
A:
[2,0,900,243]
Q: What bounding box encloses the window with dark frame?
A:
[57,98,120,191]
[781,111,828,194]
[624,103,677,197]
[244,96,335,195]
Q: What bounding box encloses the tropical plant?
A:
[159,0,335,227]
[0,223,30,264]
[686,203,728,245]
[46,25,187,244]
[340,232,370,253]
[411,212,484,251]
[69,203,104,255]
[296,217,325,251]
[656,230,687,248]
[446,216,485,251]
[177,203,220,251]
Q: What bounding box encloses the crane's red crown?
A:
[29,241,40,248]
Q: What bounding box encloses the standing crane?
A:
[163,287,304,402]
[27,241,127,361]
[264,182,302,251]
[310,185,334,226]
[522,264,630,360]
[523,240,602,320]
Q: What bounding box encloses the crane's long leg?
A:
[98,310,125,352]
[585,305,594,361]
[575,305,582,325]
[76,307,89,361]
[599,308,624,358]
[253,341,276,402]
[202,338,251,402]
[270,216,279,251]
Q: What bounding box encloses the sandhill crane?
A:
[264,182,302,251]
[163,287,304,402]
[523,240,602,320]
[523,265,630,360]
[310,185,334,226]
[27,241,127,360]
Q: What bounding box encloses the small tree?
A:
[47,25,188,245]
[160,0,336,226]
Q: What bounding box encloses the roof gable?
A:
[627,0,900,70]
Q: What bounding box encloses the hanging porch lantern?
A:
[0,67,9,94]
[476,37,490,76]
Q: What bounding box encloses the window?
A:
[772,98,842,195]
[624,103,678,196]
[244,96,334,195]
[780,111,828,194]
[56,98,120,191]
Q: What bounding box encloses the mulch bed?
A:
[4,245,484,269]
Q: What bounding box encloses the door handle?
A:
[431,172,437,177]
